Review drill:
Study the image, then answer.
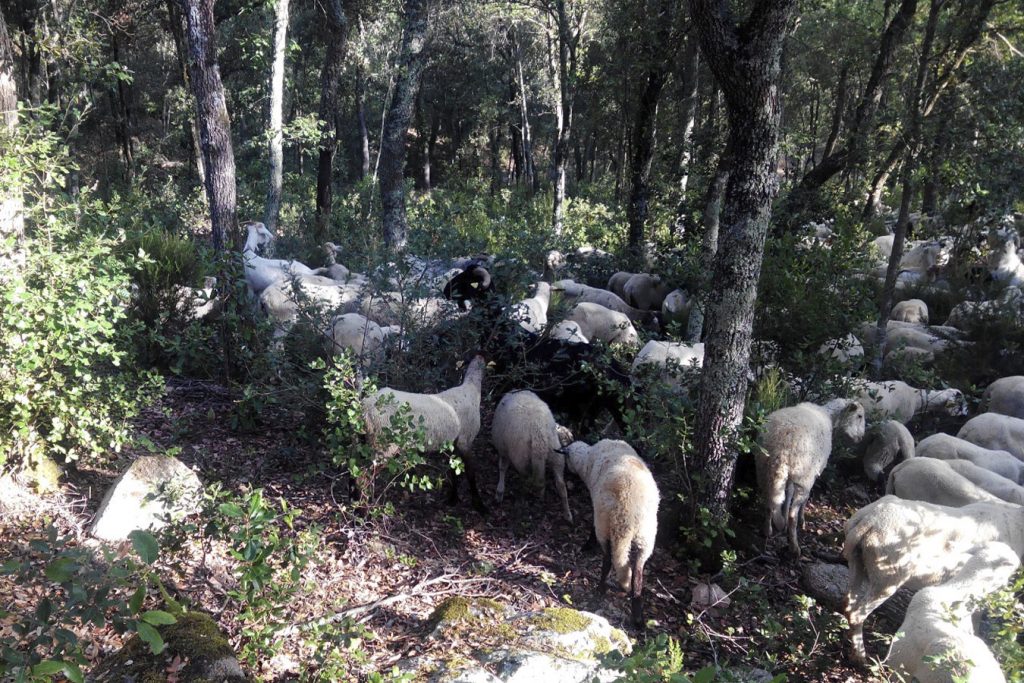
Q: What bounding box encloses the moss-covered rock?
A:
[90,611,248,682]
[24,452,61,493]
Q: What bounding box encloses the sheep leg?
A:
[846,584,897,667]
[786,485,811,556]
[553,466,572,523]
[496,455,509,504]
[630,552,646,627]
[460,448,488,514]
[598,543,612,597]
[581,527,598,553]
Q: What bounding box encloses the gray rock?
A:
[801,563,848,613]
[90,455,202,541]
[497,652,600,682]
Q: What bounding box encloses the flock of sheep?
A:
[226,214,1024,675]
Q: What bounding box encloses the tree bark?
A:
[356,65,370,179]
[166,0,206,197]
[685,164,729,342]
[822,64,847,159]
[263,0,288,232]
[549,0,587,237]
[179,0,237,252]
[314,0,349,243]
[510,28,537,192]
[380,0,430,252]
[0,2,24,246]
[676,34,700,196]
[688,0,796,538]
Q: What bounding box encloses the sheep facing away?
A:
[886,542,1018,683]
[862,420,914,484]
[562,439,660,625]
[983,376,1024,420]
[854,380,966,424]
[491,390,574,521]
[552,279,657,326]
[564,302,640,347]
[942,459,1024,505]
[622,273,672,311]
[885,458,1001,508]
[362,355,487,512]
[957,412,1024,461]
[890,298,929,324]
[843,495,1024,666]
[915,433,1024,484]
[757,399,866,555]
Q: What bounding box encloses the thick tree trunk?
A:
[0,3,23,246]
[626,66,668,256]
[688,0,796,537]
[263,0,288,232]
[510,29,537,192]
[180,0,237,252]
[380,0,430,252]
[550,0,586,237]
[166,0,206,196]
[314,0,349,243]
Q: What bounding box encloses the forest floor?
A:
[2,377,884,682]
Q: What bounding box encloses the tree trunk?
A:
[180,0,237,252]
[166,0,206,196]
[550,0,586,237]
[510,29,536,192]
[356,65,370,179]
[685,165,729,342]
[688,0,796,543]
[822,65,848,159]
[626,66,668,257]
[110,33,135,183]
[676,34,700,195]
[863,142,902,219]
[0,3,24,246]
[489,120,502,195]
[379,0,430,252]
[314,0,349,243]
[263,0,288,232]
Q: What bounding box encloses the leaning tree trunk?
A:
[685,164,729,342]
[263,0,289,233]
[379,0,430,252]
[0,3,24,249]
[314,0,349,243]
[688,0,796,544]
[179,0,236,252]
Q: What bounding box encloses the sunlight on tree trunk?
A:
[0,4,24,251]
[264,0,289,233]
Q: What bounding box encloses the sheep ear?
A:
[553,447,569,455]
[844,402,860,414]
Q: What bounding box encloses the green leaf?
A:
[129,585,145,614]
[218,502,243,517]
[44,557,76,583]
[62,662,84,683]
[35,597,52,623]
[135,621,166,654]
[141,610,176,626]
[129,529,159,564]
[30,660,66,676]
[692,666,717,683]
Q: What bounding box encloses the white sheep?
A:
[241,221,316,293]
[916,433,1024,484]
[854,380,966,424]
[510,281,552,333]
[942,459,1024,505]
[818,333,864,365]
[660,289,690,330]
[173,276,219,321]
[757,399,866,555]
[957,412,1024,461]
[945,286,1022,329]
[324,313,395,367]
[362,355,487,511]
[890,298,928,324]
[564,302,640,347]
[988,227,1024,287]
[552,279,656,324]
[312,242,352,282]
[548,320,589,344]
[983,376,1024,420]
[259,276,363,342]
[862,420,914,484]
[886,542,1018,683]
[607,271,636,300]
[885,458,1001,507]
[631,340,704,389]
[359,291,457,328]
[883,324,963,359]
[491,391,574,521]
[844,495,1024,665]
[622,273,672,311]
[563,439,660,625]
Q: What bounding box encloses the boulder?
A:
[90,455,202,541]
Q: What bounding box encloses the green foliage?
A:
[0,528,173,681]
[601,633,787,683]
[980,569,1024,681]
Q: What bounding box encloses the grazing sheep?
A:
[890,299,929,324]
[886,543,1018,683]
[607,271,636,300]
[324,313,395,367]
[901,238,953,273]
[552,279,657,325]
[548,320,589,344]
[631,340,705,389]
[818,333,864,365]
[988,227,1024,287]
[359,291,458,328]
[491,391,574,521]
[510,281,552,333]
[982,376,1024,420]
[660,289,691,330]
[854,380,967,424]
[883,324,963,359]
[622,273,672,311]
[916,433,1024,484]
[441,265,493,310]
[259,276,363,342]
[843,495,1024,665]
[886,458,1001,507]
[241,221,316,293]
[957,412,1024,461]
[563,439,660,624]
[757,399,866,555]
[870,235,896,262]
[942,459,1024,505]
[862,420,914,484]
[362,355,487,511]
[312,242,352,282]
[173,276,219,321]
[565,302,640,347]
